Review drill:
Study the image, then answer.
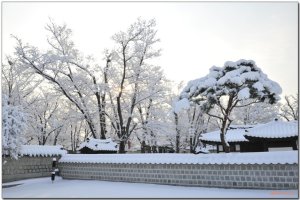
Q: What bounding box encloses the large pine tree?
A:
[176,59,282,152]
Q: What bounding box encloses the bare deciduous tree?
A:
[279,94,298,121]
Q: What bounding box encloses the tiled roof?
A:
[199,125,253,143]
[244,120,298,138]
[77,138,118,151]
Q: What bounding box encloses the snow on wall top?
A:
[20,145,67,157]
[244,120,298,138]
[59,151,297,165]
[77,138,118,151]
[199,125,253,143]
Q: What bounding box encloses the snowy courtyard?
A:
[2,177,298,198]
[2,2,298,199]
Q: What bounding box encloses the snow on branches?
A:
[177,59,282,111]
[2,95,26,159]
[176,59,282,153]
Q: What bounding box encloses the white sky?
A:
[2,2,298,97]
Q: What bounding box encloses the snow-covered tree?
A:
[176,59,282,153]
[2,57,42,107]
[2,95,26,159]
[60,102,91,151]
[13,18,167,153]
[13,20,109,139]
[231,100,280,125]
[279,94,298,121]
[132,65,171,153]
[173,100,217,153]
[186,104,212,153]
[107,18,162,153]
[26,93,66,145]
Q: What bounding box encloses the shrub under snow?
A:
[2,95,26,159]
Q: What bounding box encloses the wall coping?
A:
[59,151,298,165]
[19,145,67,157]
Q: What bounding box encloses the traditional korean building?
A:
[199,120,298,153]
[199,125,253,153]
[77,138,118,154]
[244,119,298,152]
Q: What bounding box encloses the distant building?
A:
[156,141,175,153]
[199,120,298,153]
[77,138,118,154]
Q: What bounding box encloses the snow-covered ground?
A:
[2,177,298,198]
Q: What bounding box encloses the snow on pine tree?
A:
[175,59,282,153]
[2,95,26,159]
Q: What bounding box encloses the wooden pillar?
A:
[292,140,298,150]
[263,142,268,152]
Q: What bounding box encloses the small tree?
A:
[176,59,282,153]
[2,95,26,159]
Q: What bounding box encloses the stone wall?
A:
[58,163,298,190]
[2,156,59,183]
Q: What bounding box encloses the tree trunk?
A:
[220,118,231,153]
[53,135,58,146]
[141,141,146,153]
[99,111,106,139]
[119,141,126,153]
[175,134,180,153]
[219,95,234,153]
[190,137,193,153]
[151,145,157,153]
[174,112,180,153]
[220,132,230,153]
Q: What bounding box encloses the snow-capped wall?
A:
[20,145,67,157]
[59,152,298,190]
[59,151,297,165]
[2,156,59,183]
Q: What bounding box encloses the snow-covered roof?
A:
[244,120,298,138]
[199,125,253,143]
[77,138,118,152]
[59,151,297,165]
[20,145,67,157]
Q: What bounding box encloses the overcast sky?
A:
[2,2,298,97]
